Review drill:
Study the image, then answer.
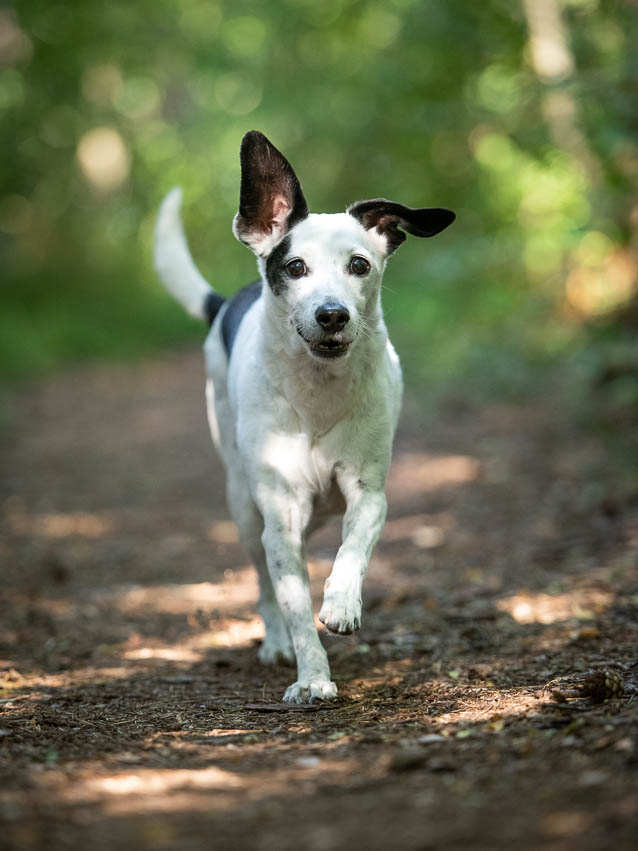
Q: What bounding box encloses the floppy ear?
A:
[347,198,455,255]
[232,130,309,257]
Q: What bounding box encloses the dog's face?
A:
[233,131,455,362]
[261,212,389,360]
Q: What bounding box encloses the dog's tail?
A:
[154,188,225,324]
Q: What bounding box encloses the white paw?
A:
[319,591,361,635]
[257,632,295,666]
[282,678,338,704]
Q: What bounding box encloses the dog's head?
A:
[233,131,455,361]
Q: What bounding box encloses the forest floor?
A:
[1,349,637,851]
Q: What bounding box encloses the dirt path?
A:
[1,350,637,850]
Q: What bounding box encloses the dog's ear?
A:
[232,131,309,257]
[347,198,455,255]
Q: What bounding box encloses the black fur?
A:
[265,235,292,296]
[347,199,455,254]
[221,280,262,355]
[204,292,226,326]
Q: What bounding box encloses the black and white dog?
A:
[154,131,454,702]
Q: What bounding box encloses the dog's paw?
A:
[282,678,337,704]
[319,591,362,635]
[258,633,295,666]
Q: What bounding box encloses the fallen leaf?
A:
[570,626,600,640]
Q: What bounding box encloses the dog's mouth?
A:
[296,328,351,359]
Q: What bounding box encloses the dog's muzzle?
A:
[295,302,352,359]
[296,327,352,359]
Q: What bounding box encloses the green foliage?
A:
[1,0,636,389]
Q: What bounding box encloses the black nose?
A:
[315,303,350,333]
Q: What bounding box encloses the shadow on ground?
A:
[1,350,637,851]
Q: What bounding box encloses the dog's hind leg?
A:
[226,474,295,666]
[254,551,295,666]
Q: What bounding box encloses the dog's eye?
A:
[286,259,307,278]
[349,256,370,276]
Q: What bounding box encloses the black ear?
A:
[232,131,309,257]
[347,198,455,254]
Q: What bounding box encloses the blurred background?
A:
[1,0,637,398]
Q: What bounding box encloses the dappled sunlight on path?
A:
[1,350,637,851]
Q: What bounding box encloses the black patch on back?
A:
[221,280,262,355]
[204,292,226,326]
[265,235,291,295]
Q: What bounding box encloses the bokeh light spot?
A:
[476,65,523,113]
[113,76,160,120]
[566,248,637,317]
[358,10,401,49]
[473,133,516,172]
[81,64,123,107]
[76,127,131,191]
[0,10,33,65]
[214,72,262,116]
[221,16,268,58]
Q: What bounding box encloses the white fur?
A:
[154,188,212,320]
[156,200,403,704]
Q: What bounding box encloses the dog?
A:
[154,131,454,702]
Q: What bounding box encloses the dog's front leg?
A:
[258,487,336,703]
[319,467,387,635]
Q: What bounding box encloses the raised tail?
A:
[154,188,225,323]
